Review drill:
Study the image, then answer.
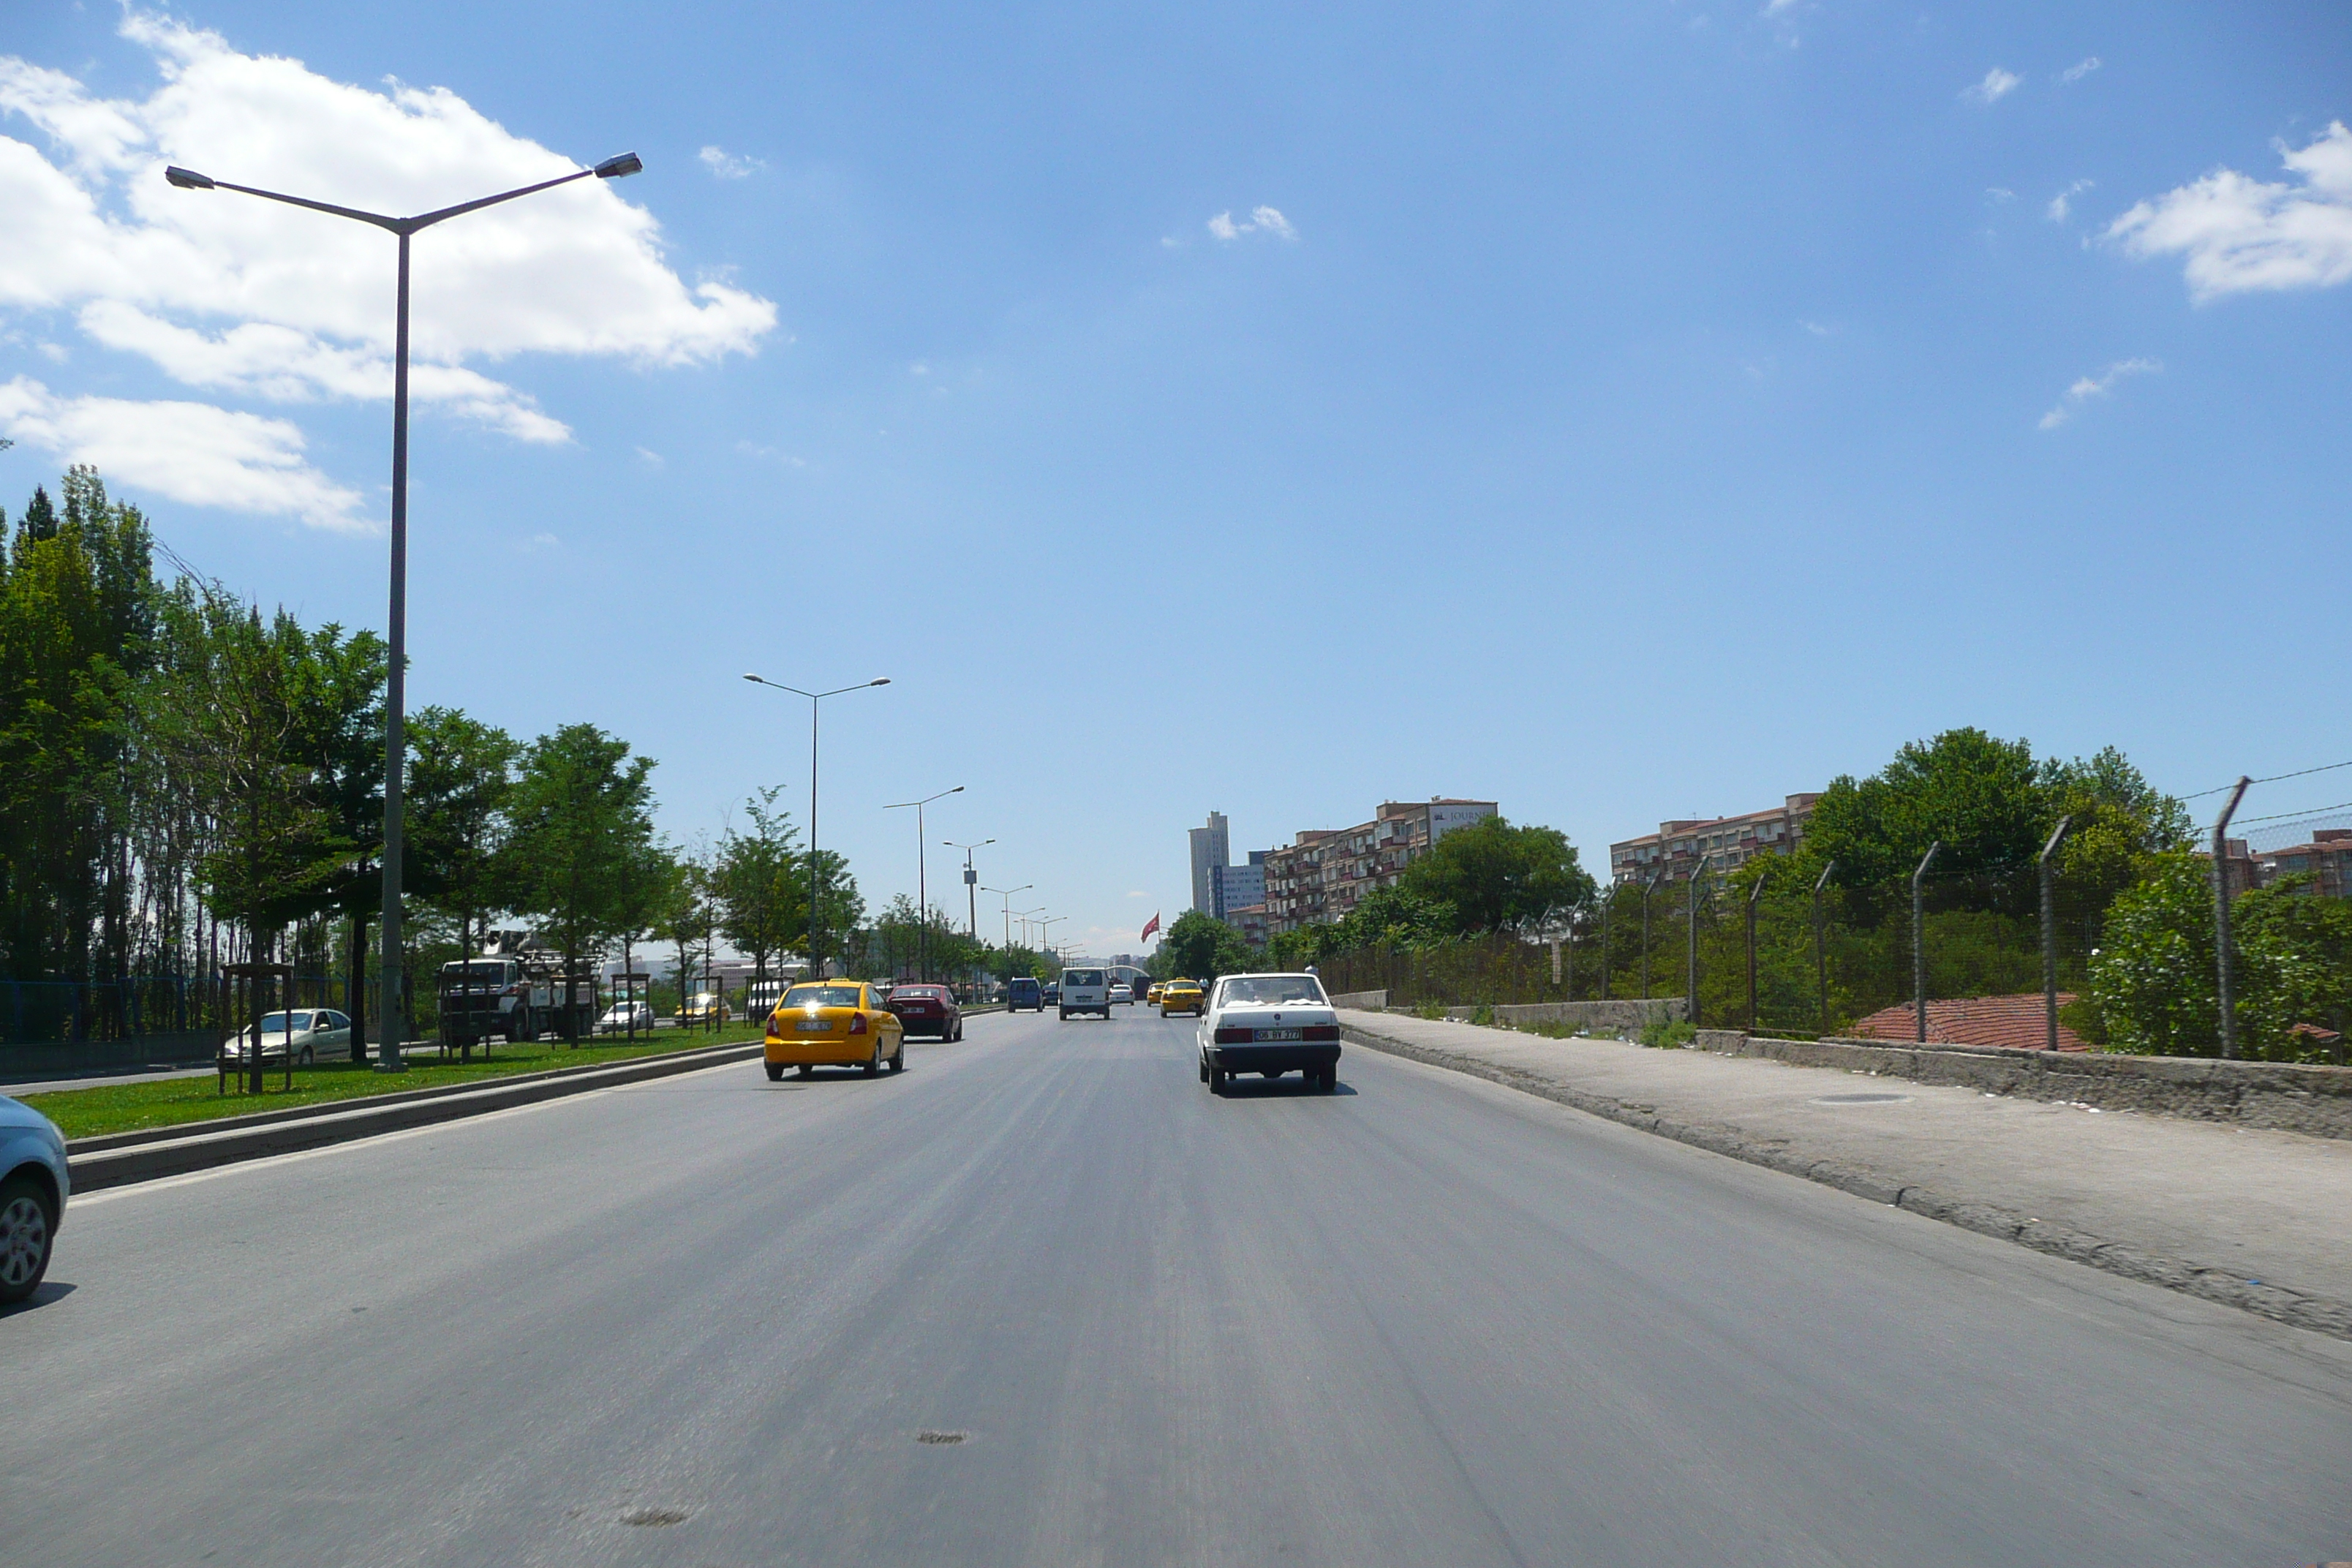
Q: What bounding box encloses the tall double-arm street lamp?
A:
[945,839,995,942]
[744,674,891,979]
[982,884,1031,954]
[167,152,644,1070]
[883,786,962,981]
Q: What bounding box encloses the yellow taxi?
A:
[1158,979,1205,1017]
[1145,981,1165,1006]
[764,980,905,1080]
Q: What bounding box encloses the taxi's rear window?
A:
[783,985,865,1008]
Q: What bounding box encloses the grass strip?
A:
[26,1026,768,1141]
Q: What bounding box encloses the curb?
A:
[1341,1021,2352,1343]
[68,1041,766,1192]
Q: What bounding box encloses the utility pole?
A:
[2038,817,2073,1052]
[1912,842,1941,1043]
[2212,777,2253,1059]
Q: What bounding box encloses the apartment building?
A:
[1262,798,1499,933]
[2254,829,2352,898]
[1188,811,1230,914]
[1609,794,1821,885]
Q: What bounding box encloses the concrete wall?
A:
[1692,1030,2352,1143]
[1327,989,1387,1011]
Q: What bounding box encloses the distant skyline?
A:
[4,2,2348,960]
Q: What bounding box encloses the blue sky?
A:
[4,2,2349,958]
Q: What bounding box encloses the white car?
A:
[1,1093,68,1304]
[1198,972,1342,1093]
[1109,983,1133,1006]
[221,1009,353,1067]
[596,1001,656,1035]
[1058,968,1111,1020]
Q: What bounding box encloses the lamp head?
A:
[164,166,214,190]
[869,677,891,687]
[594,152,644,179]
[742,672,762,684]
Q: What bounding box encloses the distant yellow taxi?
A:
[1159,979,1205,1017]
[764,981,905,1080]
[1145,982,1165,1006]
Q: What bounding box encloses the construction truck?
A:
[436,935,602,1054]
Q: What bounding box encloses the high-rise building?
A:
[1212,856,1264,920]
[1188,811,1230,914]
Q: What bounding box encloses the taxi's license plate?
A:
[795,1019,830,1033]
[1255,1027,1303,1041]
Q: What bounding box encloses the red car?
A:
[885,983,963,1041]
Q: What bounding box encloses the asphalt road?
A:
[8,1006,2351,1567]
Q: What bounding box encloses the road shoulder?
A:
[1338,1009,2352,1341]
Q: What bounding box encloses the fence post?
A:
[1686,855,1711,1028]
[1640,871,1663,1000]
[1746,864,1768,1033]
[1599,896,1611,1000]
[1912,842,1940,1043]
[2039,816,2073,1052]
[2212,777,2252,1060]
[1812,860,1835,1036]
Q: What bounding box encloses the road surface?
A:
[7,1006,2350,1566]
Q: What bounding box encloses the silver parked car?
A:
[221,1009,353,1067]
[1,1093,68,1304]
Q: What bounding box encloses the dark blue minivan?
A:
[1005,976,1044,1012]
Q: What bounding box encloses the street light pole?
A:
[745,674,890,980]
[983,886,1031,955]
[167,153,644,1071]
[946,840,995,941]
[883,786,962,981]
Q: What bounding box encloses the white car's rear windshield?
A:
[1219,976,1328,1006]
[784,985,865,1008]
[1065,970,1105,987]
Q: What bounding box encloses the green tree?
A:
[407,707,516,1053]
[713,786,804,989]
[1155,909,1256,983]
[608,840,679,1040]
[1396,817,1597,935]
[660,847,715,1022]
[2090,852,2352,1061]
[501,723,659,1041]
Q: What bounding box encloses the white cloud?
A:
[1962,67,2021,105]
[0,374,365,528]
[2108,122,2352,300]
[633,445,663,467]
[1986,186,2015,203]
[0,14,777,527]
[697,145,763,180]
[2046,178,2094,222]
[2059,56,2102,85]
[1207,205,1297,242]
[2038,357,2159,430]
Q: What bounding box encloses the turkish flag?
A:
[1141,912,1161,943]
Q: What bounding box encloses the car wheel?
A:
[0,1174,56,1305]
[954,1022,964,1041]
[1059,1009,1069,1021]
[1198,1056,1209,1083]
[765,1062,785,1082]
[795,1063,813,1079]
[889,1044,905,1073]
[298,1046,313,1066]
[1322,1067,1339,1093]
[863,1049,881,1077]
[1209,1066,1227,1095]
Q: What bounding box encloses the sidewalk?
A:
[1338,1009,2352,1341]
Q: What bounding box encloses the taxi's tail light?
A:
[1303,1025,1340,1041]
[849,1012,868,1035]
[1213,1026,1254,1044]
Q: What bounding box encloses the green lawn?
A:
[26,1025,768,1141]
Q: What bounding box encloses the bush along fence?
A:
[0,971,377,1077]
[1319,783,2352,1066]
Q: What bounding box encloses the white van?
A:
[1058,968,1111,1020]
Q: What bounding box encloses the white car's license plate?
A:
[795,1019,830,1033]
[1255,1027,1303,1041]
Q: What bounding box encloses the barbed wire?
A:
[2179,759,2352,802]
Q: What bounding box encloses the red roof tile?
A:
[1849,994,2086,1052]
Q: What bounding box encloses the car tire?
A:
[1059,1009,1069,1021]
[795,1063,813,1079]
[863,1049,881,1077]
[1198,1056,1209,1083]
[298,1046,313,1066]
[765,1062,785,1082]
[0,1173,57,1305]
[1322,1067,1339,1093]
[888,1044,905,1073]
[1209,1066,1227,1095]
